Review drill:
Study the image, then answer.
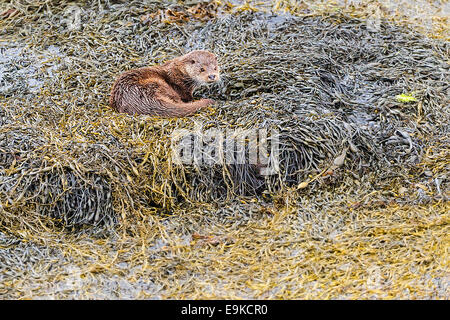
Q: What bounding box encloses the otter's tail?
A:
[154,96,213,117]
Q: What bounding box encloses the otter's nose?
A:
[208,75,216,81]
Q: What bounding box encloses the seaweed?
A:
[0,0,448,299]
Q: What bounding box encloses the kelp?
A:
[0,0,448,299]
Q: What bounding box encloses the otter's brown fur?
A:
[109,50,220,117]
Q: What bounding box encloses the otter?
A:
[109,50,220,117]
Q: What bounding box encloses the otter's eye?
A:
[214,67,217,71]
[190,60,196,64]
[200,67,205,72]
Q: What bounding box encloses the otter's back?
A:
[109,67,162,115]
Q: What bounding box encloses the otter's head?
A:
[182,50,220,85]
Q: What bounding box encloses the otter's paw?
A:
[201,98,215,107]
